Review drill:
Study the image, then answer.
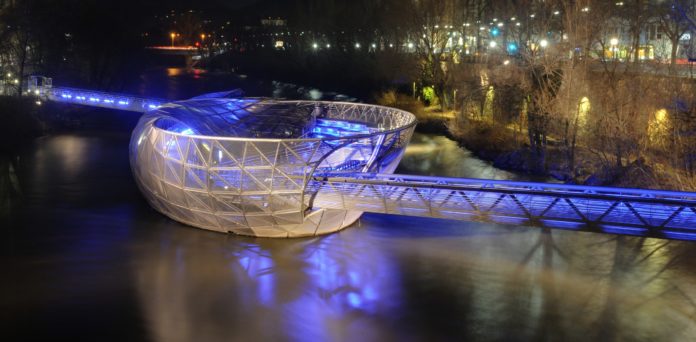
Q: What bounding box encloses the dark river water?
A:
[2,69,696,341]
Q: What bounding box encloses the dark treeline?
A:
[0,0,166,91]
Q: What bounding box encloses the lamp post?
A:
[610,37,619,60]
[170,32,176,47]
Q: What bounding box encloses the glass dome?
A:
[130,98,416,237]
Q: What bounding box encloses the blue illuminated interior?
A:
[152,98,381,140]
[308,118,372,139]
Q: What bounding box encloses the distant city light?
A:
[312,43,318,49]
[326,43,331,48]
[407,42,414,49]
[610,38,619,46]
[489,41,497,48]
[491,28,500,37]
[503,60,510,65]
[507,42,518,53]
[355,42,360,48]
[539,39,548,48]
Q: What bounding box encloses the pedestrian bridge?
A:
[311,173,696,240]
[29,76,696,241]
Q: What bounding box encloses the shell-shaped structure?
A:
[130,98,416,237]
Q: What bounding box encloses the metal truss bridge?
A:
[311,174,696,240]
[30,77,696,241]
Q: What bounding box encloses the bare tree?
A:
[0,1,35,96]
[402,0,459,109]
[653,0,696,73]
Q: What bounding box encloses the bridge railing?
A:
[312,173,696,240]
[26,76,166,113]
[46,87,166,113]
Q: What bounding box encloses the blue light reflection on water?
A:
[234,244,276,306]
[279,233,400,341]
[8,126,696,341]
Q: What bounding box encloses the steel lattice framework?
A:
[311,173,696,239]
[129,99,416,237]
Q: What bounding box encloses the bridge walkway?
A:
[312,173,696,240]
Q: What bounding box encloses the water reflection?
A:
[398,132,538,180]
[0,155,22,216]
[3,97,696,340]
[133,227,403,341]
[127,211,696,341]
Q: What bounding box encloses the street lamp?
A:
[610,38,619,59]
[201,33,206,41]
[170,32,176,47]
[539,39,548,48]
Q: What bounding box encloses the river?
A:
[2,68,696,341]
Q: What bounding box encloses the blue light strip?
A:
[540,219,584,230]
[47,87,166,113]
[662,231,696,241]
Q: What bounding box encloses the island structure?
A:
[130,95,417,237]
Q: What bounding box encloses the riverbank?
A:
[433,114,693,191]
